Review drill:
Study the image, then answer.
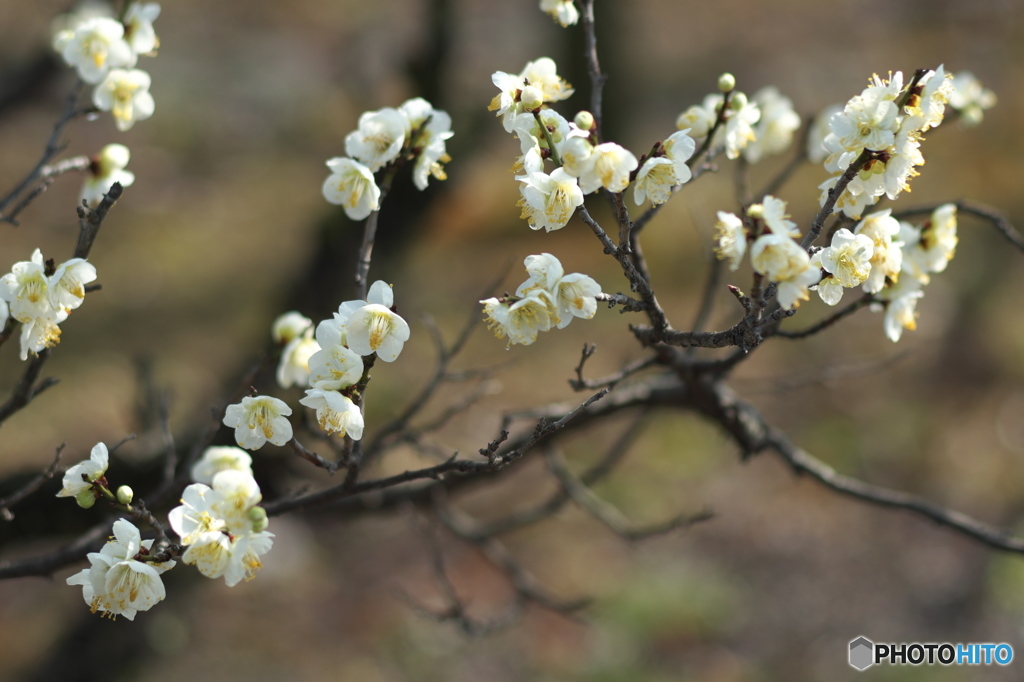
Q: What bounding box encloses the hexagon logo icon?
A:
[849,636,875,671]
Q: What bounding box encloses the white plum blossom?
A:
[633,130,695,206]
[123,2,161,55]
[66,519,174,620]
[59,17,135,84]
[853,210,903,294]
[401,98,454,190]
[675,96,718,140]
[517,167,584,231]
[743,87,801,163]
[540,0,579,26]
[750,233,810,283]
[722,93,761,159]
[56,442,109,499]
[223,395,293,450]
[489,58,573,132]
[345,281,410,362]
[190,446,253,486]
[49,258,98,313]
[272,312,313,344]
[758,195,799,237]
[829,78,899,153]
[345,108,407,171]
[557,134,595,178]
[322,157,380,221]
[307,342,363,390]
[277,333,320,389]
[550,273,601,328]
[908,65,953,132]
[776,262,822,311]
[875,275,925,342]
[713,211,747,271]
[814,228,875,305]
[900,204,958,283]
[520,57,574,105]
[516,253,564,293]
[807,104,842,164]
[481,291,556,347]
[299,388,365,439]
[92,68,155,131]
[577,142,638,194]
[82,143,134,207]
[948,72,996,126]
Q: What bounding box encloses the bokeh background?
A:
[1,0,1024,680]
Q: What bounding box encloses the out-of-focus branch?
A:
[0,83,89,225]
[543,446,714,540]
[579,0,606,139]
[0,444,64,521]
[893,200,1024,254]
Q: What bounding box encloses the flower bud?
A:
[729,91,748,111]
[248,506,269,533]
[574,110,595,131]
[116,485,134,505]
[717,72,736,93]
[520,85,544,111]
[746,203,764,220]
[75,489,97,509]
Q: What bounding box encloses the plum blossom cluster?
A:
[491,57,699,232]
[715,196,822,311]
[481,253,601,346]
[169,448,273,587]
[322,98,453,220]
[809,204,958,341]
[0,249,98,360]
[61,444,274,619]
[817,67,953,219]
[223,282,410,446]
[53,2,161,132]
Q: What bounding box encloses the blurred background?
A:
[1,0,1023,680]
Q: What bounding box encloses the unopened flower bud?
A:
[116,485,134,505]
[746,203,764,220]
[248,506,269,533]
[718,72,736,93]
[520,85,544,111]
[729,91,748,111]
[75,489,97,509]
[574,110,595,131]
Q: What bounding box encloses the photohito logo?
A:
[848,636,1014,670]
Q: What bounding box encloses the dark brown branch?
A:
[763,427,1024,553]
[74,182,123,259]
[801,148,873,249]
[288,438,339,475]
[0,350,55,427]
[772,293,874,339]
[579,0,606,138]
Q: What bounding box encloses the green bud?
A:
[248,506,269,533]
[75,489,97,509]
[729,91,748,111]
[717,72,736,93]
[574,110,595,131]
[116,485,134,505]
